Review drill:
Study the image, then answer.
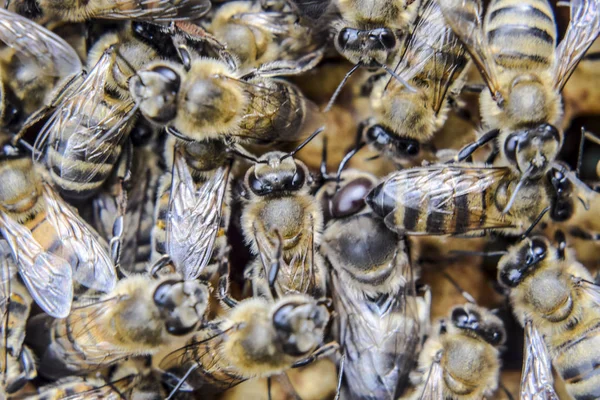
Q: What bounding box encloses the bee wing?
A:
[42,184,116,292]
[166,150,229,280]
[417,351,444,400]
[34,49,133,185]
[520,320,559,400]
[232,11,298,35]
[0,213,72,318]
[100,0,211,21]
[377,166,513,234]
[0,242,16,377]
[59,375,138,400]
[288,0,334,21]
[159,323,242,391]
[389,0,468,114]
[438,0,502,98]
[0,8,82,78]
[554,0,600,91]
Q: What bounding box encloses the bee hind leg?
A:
[451,129,500,163]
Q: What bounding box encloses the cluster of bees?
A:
[1,0,600,398]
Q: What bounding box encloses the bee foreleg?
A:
[569,227,600,241]
[218,252,238,309]
[452,129,499,163]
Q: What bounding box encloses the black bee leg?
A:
[109,141,133,279]
[292,342,340,368]
[569,227,600,241]
[267,230,284,299]
[521,206,550,239]
[165,364,199,400]
[461,83,486,93]
[451,129,500,163]
[267,376,273,400]
[499,382,515,400]
[253,49,324,78]
[334,352,345,400]
[218,251,238,309]
[149,254,174,278]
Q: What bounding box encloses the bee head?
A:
[272,297,329,356]
[497,236,550,288]
[450,304,505,346]
[130,63,181,124]
[245,152,308,196]
[363,123,421,160]
[504,123,560,179]
[153,280,209,336]
[335,27,398,67]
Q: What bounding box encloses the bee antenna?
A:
[281,126,325,161]
[323,63,362,112]
[449,250,508,257]
[320,136,329,178]
[379,63,417,93]
[520,206,550,239]
[335,142,366,191]
[441,271,477,304]
[227,145,260,163]
[165,365,199,400]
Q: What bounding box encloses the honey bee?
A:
[158,292,334,397]
[240,134,327,298]
[0,241,36,395]
[403,304,505,400]
[366,162,595,236]
[152,137,231,281]
[497,233,600,399]
[439,0,600,182]
[7,0,210,23]
[27,274,210,379]
[129,48,321,146]
[0,8,82,131]
[331,0,419,68]
[361,0,469,165]
[0,137,117,318]
[317,169,429,399]
[202,0,328,73]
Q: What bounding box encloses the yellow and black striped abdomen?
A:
[553,321,600,400]
[485,0,556,70]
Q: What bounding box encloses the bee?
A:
[158,289,334,397]
[0,137,117,318]
[317,169,429,399]
[27,274,210,379]
[439,0,600,183]
[366,162,595,236]
[404,304,505,400]
[202,0,328,73]
[7,0,210,23]
[331,0,419,68]
[0,241,36,395]
[361,0,469,165]
[0,8,82,131]
[240,132,327,298]
[497,232,600,399]
[151,137,231,281]
[129,47,321,146]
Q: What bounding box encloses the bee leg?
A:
[292,342,340,368]
[5,347,36,394]
[334,352,345,400]
[569,227,600,241]
[218,251,238,309]
[149,254,174,278]
[165,364,199,400]
[251,49,324,78]
[267,230,284,299]
[520,206,550,239]
[166,126,194,142]
[451,129,500,163]
[267,376,273,400]
[461,83,486,94]
[109,142,133,278]
[499,382,515,400]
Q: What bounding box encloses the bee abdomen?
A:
[485,0,556,70]
[555,323,600,400]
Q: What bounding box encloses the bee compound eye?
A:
[378,29,396,49]
[149,66,181,93]
[337,28,357,48]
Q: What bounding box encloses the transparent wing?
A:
[554,0,600,91]
[167,151,230,280]
[333,254,421,399]
[573,276,600,304]
[389,0,468,114]
[438,0,502,98]
[376,166,513,234]
[418,351,444,400]
[100,0,211,21]
[233,11,297,35]
[0,213,72,318]
[0,242,14,378]
[520,320,559,400]
[60,375,138,400]
[159,323,243,391]
[0,8,82,78]
[42,184,116,292]
[34,49,133,186]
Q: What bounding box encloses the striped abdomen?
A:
[552,321,600,400]
[46,105,130,199]
[485,0,556,70]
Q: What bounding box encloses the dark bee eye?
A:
[529,239,547,262]
[149,66,181,93]
[337,28,357,48]
[365,125,390,145]
[287,165,305,190]
[379,30,396,49]
[504,133,520,163]
[153,280,179,308]
[451,307,470,326]
[483,328,504,345]
[397,138,420,156]
[249,172,269,195]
